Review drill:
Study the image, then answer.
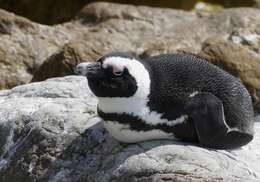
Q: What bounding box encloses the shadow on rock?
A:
[38,119,260,182]
[39,120,201,182]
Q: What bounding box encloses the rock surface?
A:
[0,76,259,182]
[0,9,75,90]
[0,0,257,24]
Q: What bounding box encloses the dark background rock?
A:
[0,2,260,110]
[29,2,260,110]
[0,0,257,25]
[0,9,76,89]
[31,43,82,82]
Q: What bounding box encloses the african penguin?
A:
[75,52,254,149]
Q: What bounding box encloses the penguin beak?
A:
[75,62,103,79]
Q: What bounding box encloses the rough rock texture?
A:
[0,76,259,182]
[31,39,109,82]
[0,0,257,24]
[0,9,76,90]
[0,0,198,25]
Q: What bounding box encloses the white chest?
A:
[98,97,187,143]
[98,97,187,126]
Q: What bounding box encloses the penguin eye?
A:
[113,70,123,76]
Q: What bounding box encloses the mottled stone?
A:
[0,76,259,182]
[0,0,257,25]
[0,9,75,89]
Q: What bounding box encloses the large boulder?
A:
[0,76,259,182]
[0,0,257,25]
[0,9,75,90]
[0,0,200,25]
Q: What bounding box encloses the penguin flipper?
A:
[185,92,253,149]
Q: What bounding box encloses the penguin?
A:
[75,52,254,149]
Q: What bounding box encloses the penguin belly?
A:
[103,120,175,143]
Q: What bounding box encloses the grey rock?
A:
[0,76,259,182]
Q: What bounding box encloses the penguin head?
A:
[75,52,150,98]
